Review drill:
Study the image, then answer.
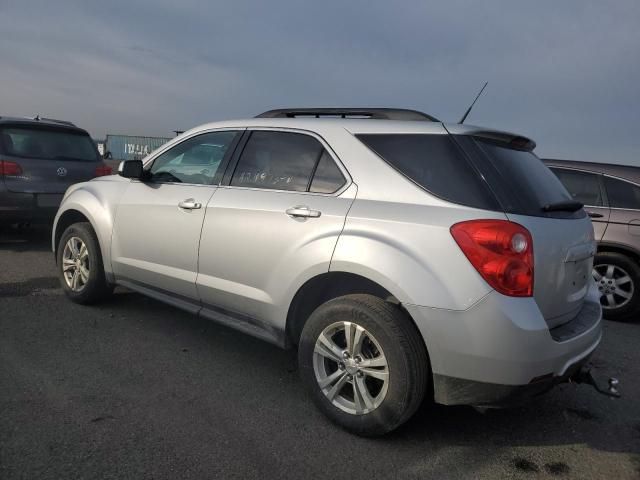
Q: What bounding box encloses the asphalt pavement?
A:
[1,226,639,479]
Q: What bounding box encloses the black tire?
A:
[298,294,429,436]
[594,251,640,322]
[56,222,113,304]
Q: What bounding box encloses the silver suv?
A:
[53,108,602,436]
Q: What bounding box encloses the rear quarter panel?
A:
[319,124,503,311]
[331,199,502,310]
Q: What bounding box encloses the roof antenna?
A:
[458,82,488,124]
[34,114,40,121]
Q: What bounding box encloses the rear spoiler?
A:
[444,124,536,152]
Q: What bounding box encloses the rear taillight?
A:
[450,219,534,297]
[0,160,23,176]
[94,164,112,177]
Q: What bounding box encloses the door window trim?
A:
[548,166,609,209]
[220,127,352,197]
[138,128,245,187]
[602,173,640,212]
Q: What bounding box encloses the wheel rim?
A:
[313,321,389,415]
[62,236,90,292]
[593,263,634,310]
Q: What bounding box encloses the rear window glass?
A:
[466,138,583,219]
[0,127,98,162]
[604,176,640,209]
[356,134,499,210]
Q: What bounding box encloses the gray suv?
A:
[53,108,602,436]
[0,116,111,226]
[545,159,640,321]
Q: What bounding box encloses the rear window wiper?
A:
[542,200,583,212]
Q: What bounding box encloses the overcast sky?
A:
[1,0,638,164]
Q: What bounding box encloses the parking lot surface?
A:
[1,226,639,480]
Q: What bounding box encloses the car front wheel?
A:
[57,222,112,304]
[298,294,429,436]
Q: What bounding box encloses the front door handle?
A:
[587,211,604,219]
[178,199,202,210]
[286,206,321,218]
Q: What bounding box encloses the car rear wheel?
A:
[593,252,640,321]
[298,294,429,436]
[57,222,112,304]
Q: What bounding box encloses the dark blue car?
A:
[0,116,112,226]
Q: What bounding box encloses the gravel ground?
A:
[1,226,639,480]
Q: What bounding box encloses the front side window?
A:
[231,131,325,192]
[0,127,99,162]
[550,168,603,206]
[604,176,640,209]
[149,131,238,185]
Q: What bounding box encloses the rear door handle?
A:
[178,199,202,210]
[587,211,604,219]
[286,206,321,218]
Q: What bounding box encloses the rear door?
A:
[196,129,355,334]
[0,125,101,205]
[548,167,610,240]
[460,137,597,328]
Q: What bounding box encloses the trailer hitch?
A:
[570,364,620,398]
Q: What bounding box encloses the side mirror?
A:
[119,160,144,179]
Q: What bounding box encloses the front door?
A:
[111,130,241,300]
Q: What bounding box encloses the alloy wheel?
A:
[62,236,90,292]
[313,321,389,415]
[593,263,634,310]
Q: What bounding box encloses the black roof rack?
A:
[33,115,76,127]
[256,108,439,122]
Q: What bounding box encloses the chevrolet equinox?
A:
[53,108,602,436]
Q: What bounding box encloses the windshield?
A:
[0,127,99,162]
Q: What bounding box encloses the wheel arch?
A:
[597,241,640,263]
[285,271,426,351]
[53,209,92,259]
[52,186,118,277]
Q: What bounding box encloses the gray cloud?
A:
[1,0,638,163]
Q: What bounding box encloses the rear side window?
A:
[356,134,499,210]
[309,151,345,193]
[549,168,604,206]
[231,131,343,193]
[0,127,99,162]
[604,176,640,209]
[464,138,582,219]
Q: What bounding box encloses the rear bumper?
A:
[404,282,602,406]
[432,350,593,407]
[0,188,60,224]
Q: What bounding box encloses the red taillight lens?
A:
[94,164,112,177]
[450,219,534,297]
[0,160,23,176]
